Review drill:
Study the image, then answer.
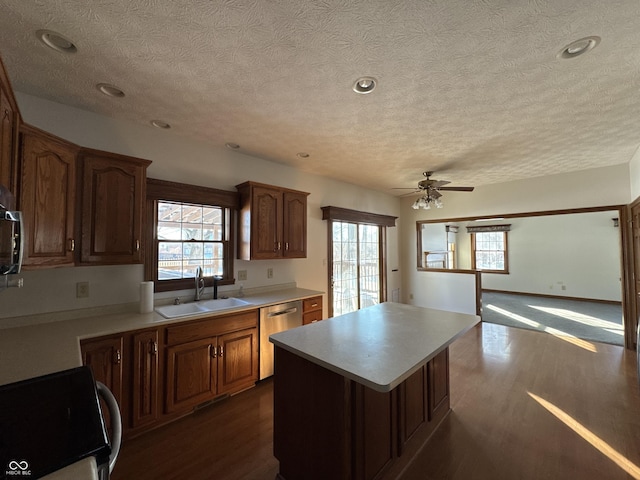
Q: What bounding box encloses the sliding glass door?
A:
[331,221,381,316]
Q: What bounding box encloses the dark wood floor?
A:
[112,322,640,480]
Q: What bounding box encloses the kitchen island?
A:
[269,302,480,480]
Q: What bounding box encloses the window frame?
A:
[145,178,238,292]
[471,230,509,274]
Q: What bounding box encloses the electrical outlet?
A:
[238,270,247,281]
[267,268,273,279]
[561,285,566,290]
[76,281,89,298]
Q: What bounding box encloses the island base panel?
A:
[273,346,451,480]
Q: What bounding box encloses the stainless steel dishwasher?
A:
[260,300,302,380]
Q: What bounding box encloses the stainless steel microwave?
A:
[0,208,22,274]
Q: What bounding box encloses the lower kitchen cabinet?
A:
[302,295,323,325]
[130,329,160,431]
[80,334,124,435]
[165,337,217,413]
[165,326,258,414]
[79,309,266,438]
[217,328,259,395]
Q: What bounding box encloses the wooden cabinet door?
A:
[79,151,148,264]
[165,337,217,413]
[251,185,282,259]
[0,87,15,190]
[20,128,77,267]
[282,191,307,258]
[217,328,258,395]
[428,348,450,421]
[81,335,124,435]
[131,329,159,429]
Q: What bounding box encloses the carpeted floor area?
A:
[481,291,624,346]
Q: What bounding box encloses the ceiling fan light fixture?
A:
[36,29,77,53]
[558,36,600,59]
[353,76,377,94]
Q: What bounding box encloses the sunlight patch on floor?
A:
[528,305,623,332]
[528,392,640,479]
[485,304,598,352]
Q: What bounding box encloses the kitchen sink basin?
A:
[197,298,250,311]
[155,297,250,319]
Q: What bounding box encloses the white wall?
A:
[2,93,401,321]
[481,212,621,301]
[402,165,632,309]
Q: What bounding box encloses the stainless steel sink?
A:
[155,298,251,319]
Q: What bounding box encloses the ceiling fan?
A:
[393,172,474,209]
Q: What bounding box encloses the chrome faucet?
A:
[194,266,205,301]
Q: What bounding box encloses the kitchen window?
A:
[145,179,237,292]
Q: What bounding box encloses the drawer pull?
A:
[311,303,318,308]
[68,239,75,252]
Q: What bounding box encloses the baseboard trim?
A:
[482,289,622,306]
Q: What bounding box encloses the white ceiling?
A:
[1,0,639,194]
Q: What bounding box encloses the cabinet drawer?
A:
[166,310,258,346]
[303,310,323,325]
[303,296,322,312]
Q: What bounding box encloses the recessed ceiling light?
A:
[151,120,171,129]
[296,152,310,158]
[225,143,240,150]
[557,36,600,59]
[96,83,125,98]
[36,29,77,53]
[353,76,377,94]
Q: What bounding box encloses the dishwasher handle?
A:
[267,307,298,317]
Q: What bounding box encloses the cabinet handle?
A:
[135,239,140,251]
[218,345,224,357]
[3,109,9,120]
[114,349,121,365]
[311,303,318,308]
[68,239,75,252]
[285,242,289,251]
[149,340,158,355]
[210,344,216,358]
[274,241,282,252]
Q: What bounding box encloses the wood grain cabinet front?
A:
[19,126,78,267]
[236,181,309,260]
[80,335,124,434]
[78,149,151,265]
[130,329,160,431]
[0,55,19,193]
[164,310,259,415]
[302,295,323,325]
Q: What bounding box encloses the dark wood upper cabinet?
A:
[19,126,78,267]
[78,149,151,265]
[0,55,19,193]
[236,181,309,260]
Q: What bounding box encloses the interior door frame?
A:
[623,198,639,350]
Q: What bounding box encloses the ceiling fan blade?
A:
[438,186,475,192]
[418,179,450,189]
[390,187,420,190]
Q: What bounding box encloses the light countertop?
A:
[0,287,323,387]
[269,302,480,392]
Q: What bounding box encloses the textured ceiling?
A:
[1,0,639,194]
